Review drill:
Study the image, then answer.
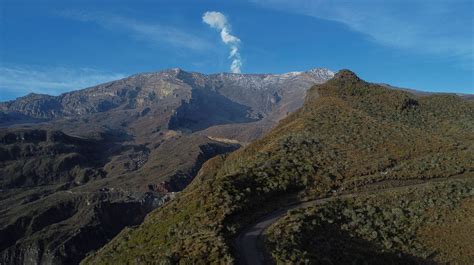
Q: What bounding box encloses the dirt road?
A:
[234,177,470,265]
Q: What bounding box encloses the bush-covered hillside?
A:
[83,70,474,264]
[265,179,474,264]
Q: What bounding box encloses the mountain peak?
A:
[334,69,360,81]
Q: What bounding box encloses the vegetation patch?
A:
[265,179,474,264]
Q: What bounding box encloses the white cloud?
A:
[203,11,243,73]
[60,10,211,51]
[252,0,473,67]
[0,65,125,100]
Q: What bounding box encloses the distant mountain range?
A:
[0,68,333,127]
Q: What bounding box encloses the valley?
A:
[0,68,333,264]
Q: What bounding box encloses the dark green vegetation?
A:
[84,70,474,264]
[265,179,474,264]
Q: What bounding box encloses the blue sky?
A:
[0,0,473,101]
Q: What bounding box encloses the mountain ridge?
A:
[0,68,335,137]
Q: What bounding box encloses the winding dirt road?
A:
[234,177,470,265]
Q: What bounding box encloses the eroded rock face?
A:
[168,88,257,132]
[0,129,240,265]
[0,190,162,265]
[0,129,114,189]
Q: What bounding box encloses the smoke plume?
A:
[203,11,242,73]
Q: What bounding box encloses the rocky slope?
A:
[83,70,473,264]
[0,129,113,188]
[0,129,242,264]
[0,68,334,264]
